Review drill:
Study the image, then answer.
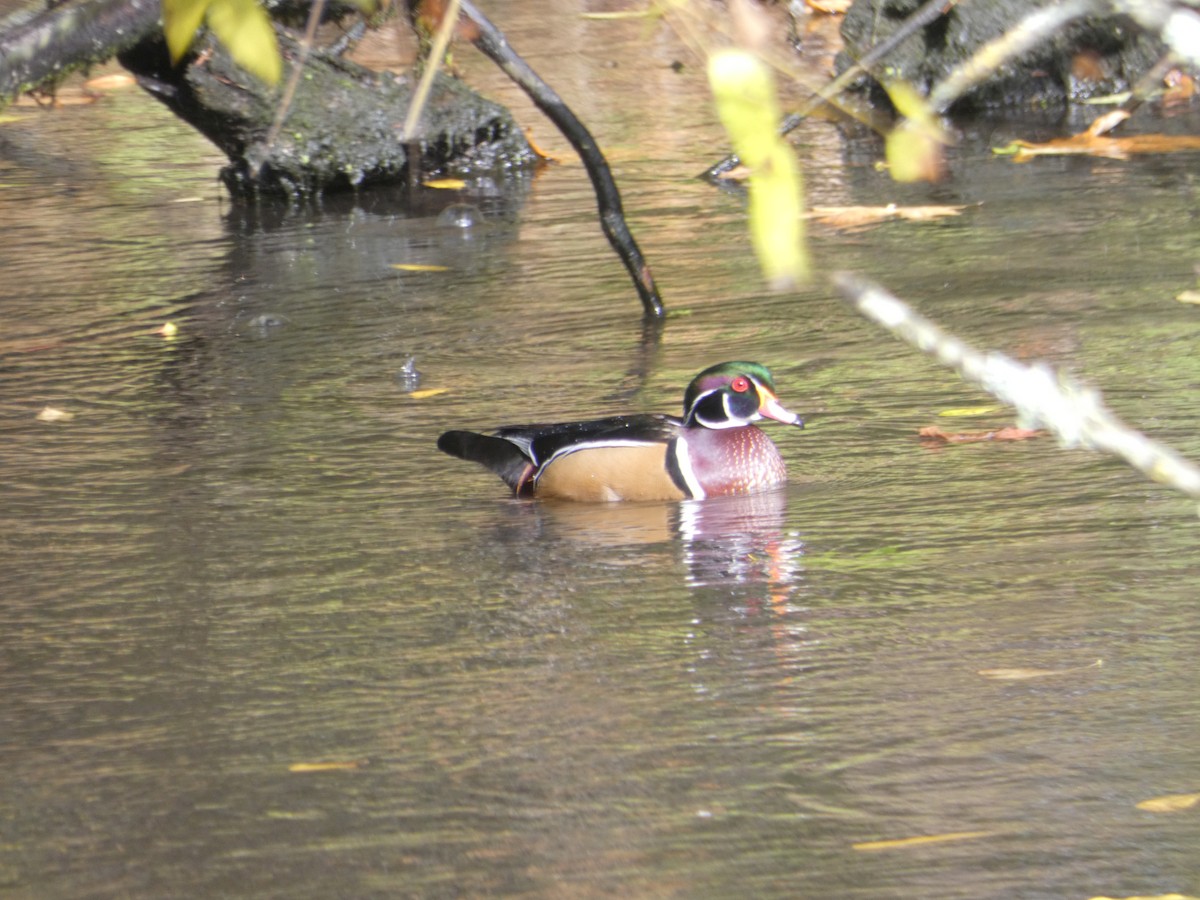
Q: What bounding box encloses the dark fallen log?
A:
[0,0,160,100]
[117,30,536,197]
[3,0,665,316]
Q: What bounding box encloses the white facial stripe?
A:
[692,387,761,429]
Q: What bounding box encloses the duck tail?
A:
[437,431,535,495]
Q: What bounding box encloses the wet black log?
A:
[117,31,535,197]
[0,0,160,100]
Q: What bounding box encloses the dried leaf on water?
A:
[1162,69,1197,107]
[409,388,449,400]
[919,425,1042,444]
[422,178,467,190]
[1176,289,1200,305]
[84,74,136,92]
[938,406,1002,417]
[1135,791,1200,813]
[853,830,992,851]
[994,109,1200,161]
[523,127,563,162]
[36,406,75,422]
[391,263,449,272]
[978,659,1102,680]
[810,204,968,231]
[806,0,851,13]
[288,760,365,772]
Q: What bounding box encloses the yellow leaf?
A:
[1135,792,1200,813]
[978,660,1102,680]
[853,830,992,851]
[886,120,946,183]
[288,760,364,772]
[36,406,74,422]
[162,0,209,63]
[1176,289,1200,305]
[205,0,282,86]
[939,406,1000,417]
[85,74,136,91]
[423,178,467,189]
[707,49,808,289]
[391,263,449,272]
[882,81,950,183]
[409,388,448,400]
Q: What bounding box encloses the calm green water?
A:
[3,9,1200,899]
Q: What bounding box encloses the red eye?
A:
[730,376,751,393]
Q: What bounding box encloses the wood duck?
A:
[437,361,804,502]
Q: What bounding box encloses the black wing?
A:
[495,414,682,465]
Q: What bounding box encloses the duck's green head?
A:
[682,361,804,430]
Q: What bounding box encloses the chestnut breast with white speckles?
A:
[675,425,787,498]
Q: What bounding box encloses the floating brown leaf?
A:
[810,204,967,231]
[1135,791,1200,813]
[84,74,136,92]
[996,110,1200,161]
[806,0,851,13]
[978,660,1102,680]
[1163,69,1197,107]
[288,760,365,772]
[523,127,563,163]
[919,425,1042,444]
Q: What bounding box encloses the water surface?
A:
[3,7,1200,898]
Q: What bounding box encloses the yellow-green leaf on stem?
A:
[883,80,950,183]
[708,48,808,290]
[205,0,282,86]
[162,0,209,63]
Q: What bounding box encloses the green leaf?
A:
[162,0,209,63]
[205,0,282,86]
